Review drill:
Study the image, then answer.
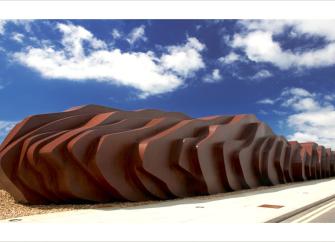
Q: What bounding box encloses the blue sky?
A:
[1,19,335,148]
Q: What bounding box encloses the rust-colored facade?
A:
[0,105,333,204]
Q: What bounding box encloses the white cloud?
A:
[251,69,272,80]
[0,121,17,140]
[231,20,335,70]
[290,97,320,112]
[218,52,239,64]
[111,29,122,39]
[257,87,315,107]
[160,37,205,78]
[262,86,335,148]
[239,20,335,41]
[232,31,293,70]
[257,98,275,105]
[0,20,33,36]
[57,23,107,58]
[203,68,222,83]
[281,87,313,98]
[324,94,335,101]
[287,106,335,149]
[11,32,25,43]
[212,69,221,80]
[14,23,206,98]
[11,20,33,33]
[280,87,316,110]
[0,20,8,35]
[126,25,147,45]
[287,132,320,143]
[288,106,335,128]
[238,20,288,35]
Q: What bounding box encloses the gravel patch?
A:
[0,189,159,220]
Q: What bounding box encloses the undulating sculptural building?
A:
[0,105,334,204]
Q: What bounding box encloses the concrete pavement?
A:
[282,197,335,223]
[2,178,335,223]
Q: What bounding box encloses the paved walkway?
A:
[2,178,335,223]
[282,197,335,223]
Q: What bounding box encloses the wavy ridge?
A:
[0,105,334,204]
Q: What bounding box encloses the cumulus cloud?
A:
[160,37,205,78]
[57,23,107,57]
[212,69,221,80]
[231,20,335,70]
[11,32,25,43]
[280,87,316,111]
[251,69,272,80]
[281,87,313,97]
[203,68,222,83]
[239,20,335,41]
[126,25,147,45]
[287,105,335,149]
[289,97,320,112]
[0,121,17,141]
[260,86,335,148]
[13,23,206,98]
[218,52,240,64]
